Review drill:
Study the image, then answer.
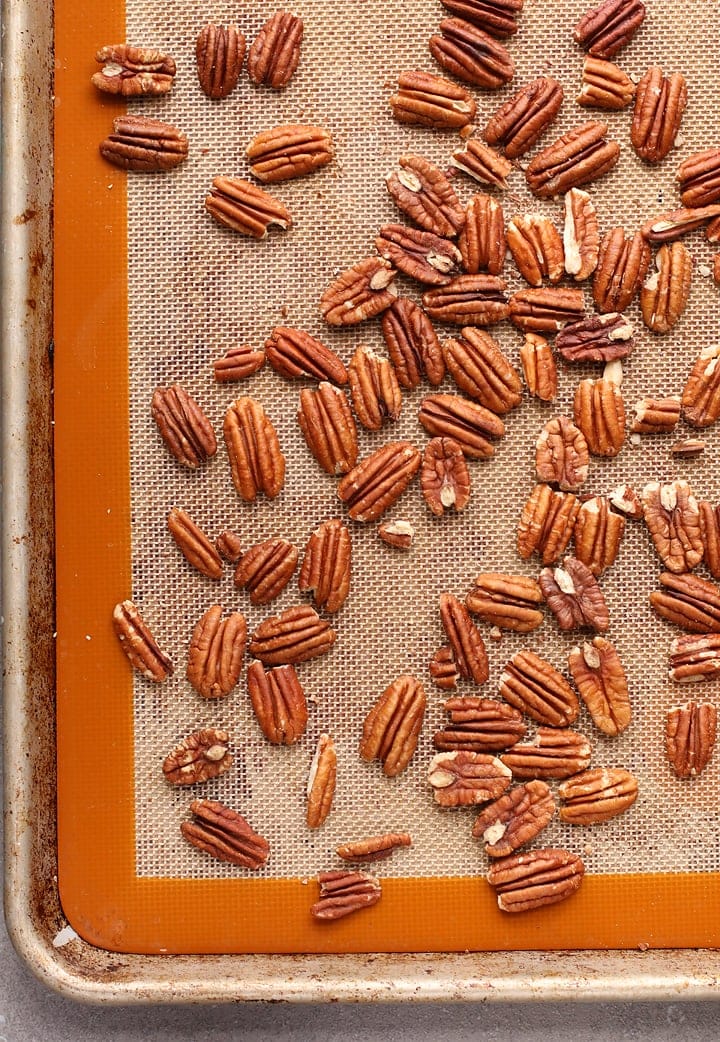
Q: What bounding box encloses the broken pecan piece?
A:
[556,312,634,362]
[440,0,524,37]
[376,224,461,286]
[378,518,415,549]
[573,377,625,457]
[609,484,643,519]
[247,11,303,88]
[568,636,631,735]
[265,326,347,384]
[473,781,556,857]
[213,344,266,382]
[430,645,460,690]
[443,328,521,413]
[573,0,646,58]
[517,484,579,564]
[440,593,489,684]
[167,507,223,579]
[666,702,717,777]
[631,68,687,164]
[631,395,681,434]
[577,56,636,109]
[336,833,412,863]
[320,257,397,325]
[450,138,512,190]
[306,734,337,828]
[501,729,592,780]
[424,276,510,326]
[92,43,176,96]
[520,333,557,402]
[421,438,471,516]
[682,345,720,428]
[539,556,610,633]
[466,573,544,633]
[234,538,298,605]
[298,382,358,475]
[428,750,512,806]
[151,384,217,468]
[641,480,703,574]
[163,729,232,786]
[506,213,564,286]
[386,154,465,237]
[651,572,720,633]
[677,148,720,207]
[181,800,269,868]
[249,605,336,666]
[563,188,600,281]
[699,500,720,578]
[348,345,402,430]
[205,177,291,237]
[558,767,638,824]
[525,121,619,198]
[640,242,692,334]
[337,440,421,521]
[186,605,246,699]
[299,518,351,613]
[381,298,445,389]
[640,205,720,243]
[389,70,476,129]
[429,18,514,89]
[216,530,243,564]
[311,871,381,921]
[246,124,333,183]
[483,77,563,159]
[224,397,285,501]
[360,675,426,777]
[535,415,589,492]
[508,286,585,332]
[593,227,651,312]
[458,194,506,276]
[573,496,625,576]
[112,600,173,682]
[499,649,579,727]
[669,633,720,682]
[196,24,244,99]
[100,115,188,171]
[434,696,526,752]
[418,393,505,459]
[246,659,308,744]
[488,848,585,912]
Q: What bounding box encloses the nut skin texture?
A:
[424,276,510,327]
[376,224,462,287]
[434,696,526,753]
[631,396,681,434]
[483,77,564,159]
[360,675,427,777]
[163,729,232,786]
[265,327,347,385]
[539,556,610,633]
[421,438,471,517]
[699,500,720,578]
[578,56,636,110]
[508,286,585,333]
[517,484,580,565]
[311,871,381,921]
[573,496,625,577]
[451,139,513,190]
[564,188,600,280]
[459,194,506,276]
[213,345,266,382]
[428,750,512,807]
[573,0,646,58]
[298,518,351,613]
[92,44,176,97]
[418,393,505,460]
[525,121,620,198]
[466,573,544,633]
[535,415,589,492]
[556,313,634,363]
[347,345,403,430]
[631,68,687,164]
[337,441,421,522]
[472,781,556,857]
[100,115,188,172]
[669,633,720,682]
[186,605,247,699]
[151,385,217,468]
[487,848,585,912]
[640,243,692,334]
[520,333,557,402]
[386,155,465,238]
[501,729,592,780]
[429,19,514,89]
[507,213,565,287]
[641,481,703,574]
[112,600,173,682]
[246,660,308,745]
[650,572,720,634]
[499,649,579,727]
[682,345,720,429]
[181,799,269,869]
[389,70,476,130]
[247,11,303,88]
[381,298,445,389]
[440,593,489,685]
[234,538,299,606]
[223,397,285,501]
[443,328,522,413]
[196,24,245,99]
[593,227,651,313]
[336,833,412,863]
[320,257,397,326]
[297,382,358,476]
[205,177,291,238]
[430,645,460,690]
[440,0,524,38]
[666,702,717,777]
[249,605,336,666]
[306,734,337,828]
[246,125,333,183]
[568,637,631,736]
[167,507,223,579]
[558,767,638,825]
[573,377,625,457]
[677,148,720,207]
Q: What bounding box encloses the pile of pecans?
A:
[105,0,720,922]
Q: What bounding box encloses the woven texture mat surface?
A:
[126,0,720,879]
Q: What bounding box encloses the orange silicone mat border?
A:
[53,0,720,956]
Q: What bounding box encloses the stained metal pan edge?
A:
[2,0,720,1004]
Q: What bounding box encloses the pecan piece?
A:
[669,633,720,682]
[506,213,564,286]
[556,312,634,362]
[577,56,636,109]
[539,556,610,632]
[672,438,707,459]
[92,44,176,97]
[336,833,412,863]
[430,645,460,690]
[246,659,308,744]
[389,70,476,130]
[501,729,592,780]
[573,377,625,457]
[421,438,471,516]
[677,148,720,207]
[196,24,244,99]
[311,871,381,921]
[418,393,505,459]
[444,328,521,413]
[112,600,173,682]
[458,194,506,276]
[563,188,599,281]
[306,734,337,828]
[450,138,512,190]
[573,0,646,58]
[440,0,524,37]
[299,518,351,613]
[573,496,625,576]
[429,19,514,89]
[249,605,336,666]
[216,530,243,563]
[499,649,579,727]
[434,696,526,752]
[682,345,720,428]
[99,115,188,171]
[517,484,579,564]
[320,257,397,325]
[205,177,291,238]
[699,500,720,578]
[337,440,421,521]
[381,298,445,389]
[186,605,246,699]
[440,592,489,684]
[167,507,223,579]
[378,518,415,549]
[488,848,585,912]
[631,68,687,164]
[428,750,512,806]
[223,397,285,501]
[348,345,402,430]
[151,384,217,468]
[234,538,298,605]
[360,675,426,777]
[265,326,347,384]
[666,702,717,777]
[377,224,461,286]
[386,155,465,237]
[525,121,619,198]
[163,729,232,786]
[213,344,266,382]
[641,480,703,574]
[181,800,269,869]
[473,781,556,857]
[247,11,303,88]
[631,395,681,434]
[246,125,333,183]
[593,227,651,312]
[640,242,692,334]
[569,636,631,735]
[535,416,589,492]
[298,382,358,476]
[520,333,557,402]
[483,77,563,159]
[558,767,638,824]
[466,573,544,633]
[640,205,720,243]
[650,572,720,633]
[508,286,585,332]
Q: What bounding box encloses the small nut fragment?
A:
[483,77,564,159]
[186,605,247,699]
[378,518,415,549]
[558,767,638,824]
[386,154,465,238]
[112,600,173,682]
[499,649,579,727]
[163,729,232,786]
[682,345,720,428]
[299,518,351,613]
[520,333,557,402]
[100,115,188,171]
[640,243,692,334]
[421,438,471,516]
[573,496,625,577]
[196,24,244,99]
[246,659,308,744]
[298,382,358,476]
[216,530,243,563]
[535,416,589,492]
[246,125,333,183]
[360,675,426,777]
[336,833,412,863]
[677,148,720,208]
[458,194,506,276]
[205,177,291,238]
[213,344,266,382]
[337,440,421,522]
[247,11,303,88]
[573,377,625,457]
[440,0,524,38]
[672,438,706,459]
[525,121,620,198]
[508,286,585,333]
[573,0,646,58]
[389,70,476,130]
[556,313,634,363]
[430,645,460,690]
[151,384,217,468]
[631,68,687,164]
[440,593,489,685]
[501,729,592,780]
[376,224,461,286]
[223,397,285,501]
[640,205,720,243]
[593,227,651,312]
[418,393,505,459]
[381,297,445,389]
[539,556,610,633]
[488,848,585,912]
[666,702,717,777]
[631,396,681,434]
[424,276,510,327]
[650,572,720,633]
[569,637,631,735]
[320,257,397,326]
[563,188,600,281]
[641,480,703,574]
[249,605,336,666]
[181,799,269,869]
[311,871,381,921]
[306,734,337,828]
[265,326,347,384]
[429,19,514,89]
[507,213,565,286]
[92,44,176,97]
[234,538,298,605]
[577,56,636,109]
[434,696,526,753]
[466,573,544,633]
[669,634,720,682]
[473,781,556,857]
[443,328,522,413]
[517,484,579,565]
[699,500,720,578]
[167,507,223,579]
[450,138,512,190]
[609,484,643,519]
[348,345,402,430]
[428,750,512,807]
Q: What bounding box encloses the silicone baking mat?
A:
[55,0,720,954]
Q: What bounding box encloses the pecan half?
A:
[181,800,269,869]
[640,205,720,243]
[298,382,358,475]
[378,518,415,549]
[246,125,333,183]
[458,194,506,276]
[213,344,266,382]
[556,312,634,362]
[631,395,681,434]
[299,518,351,613]
[535,416,589,492]
[573,377,625,457]
[429,19,514,89]
[508,286,585,332]
[247,11,303,88]
[196,24,244,99]
[249,605,336,666]
[499,649,579,727]
[577,56,636,109]
[381,298,445,389]
[451,138,512,190]
[525,121,619,198]
[573,496,625,576]
[700,500,720,578]
[517,484,579,564]
[440,0,524,37]
[320,257,397,325]
[377,224,461,286]
[418,393,505,459]
[631,68,687,164]
[428,750,512,807]
[348,345,402,430]
[386,155,465,237]
[265,326,347,384]
[558,767,638,824]
[224,397,285,501]
[520,333,557,402]
[651,572,720,633]
[443,328,521,413]
[216,530,243,563]
[100,115,188,171]
[246,659,308,744]
[666,702,717,777]
[501,729,592,780]
[641,480,703,574]
[336,833,412,863]
[205,177,291,237]
[167,507,223,579]
[440,593,489,684]
[234,538,298,605]
[507,213,564,286]
[430,645,460,690]
[568,636,630,735]
[488,848,585,912]
[186,605,246,699]
[669,633,720,682]
[92,44,176,96]
[593,227,651,312]
[573,0,646,58]
[337,440,421,521]
[424,276,510,326]
[483,77,563,159]
[389,70,476,129]
[163,729,232,786]
[473,781,556,857]
[682,345,720,428]
[311,871,381,921]
[306,734,337,828]
[421,438,471,516]
[151,384,217,468]
[539,556,610,632]
[360,675,426,777]
[640,243,692,334]
[466,573,544,632]
[677,148,720,207]
[563,188,600,282]
[434,696,526,752]
[112,600,173,682]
